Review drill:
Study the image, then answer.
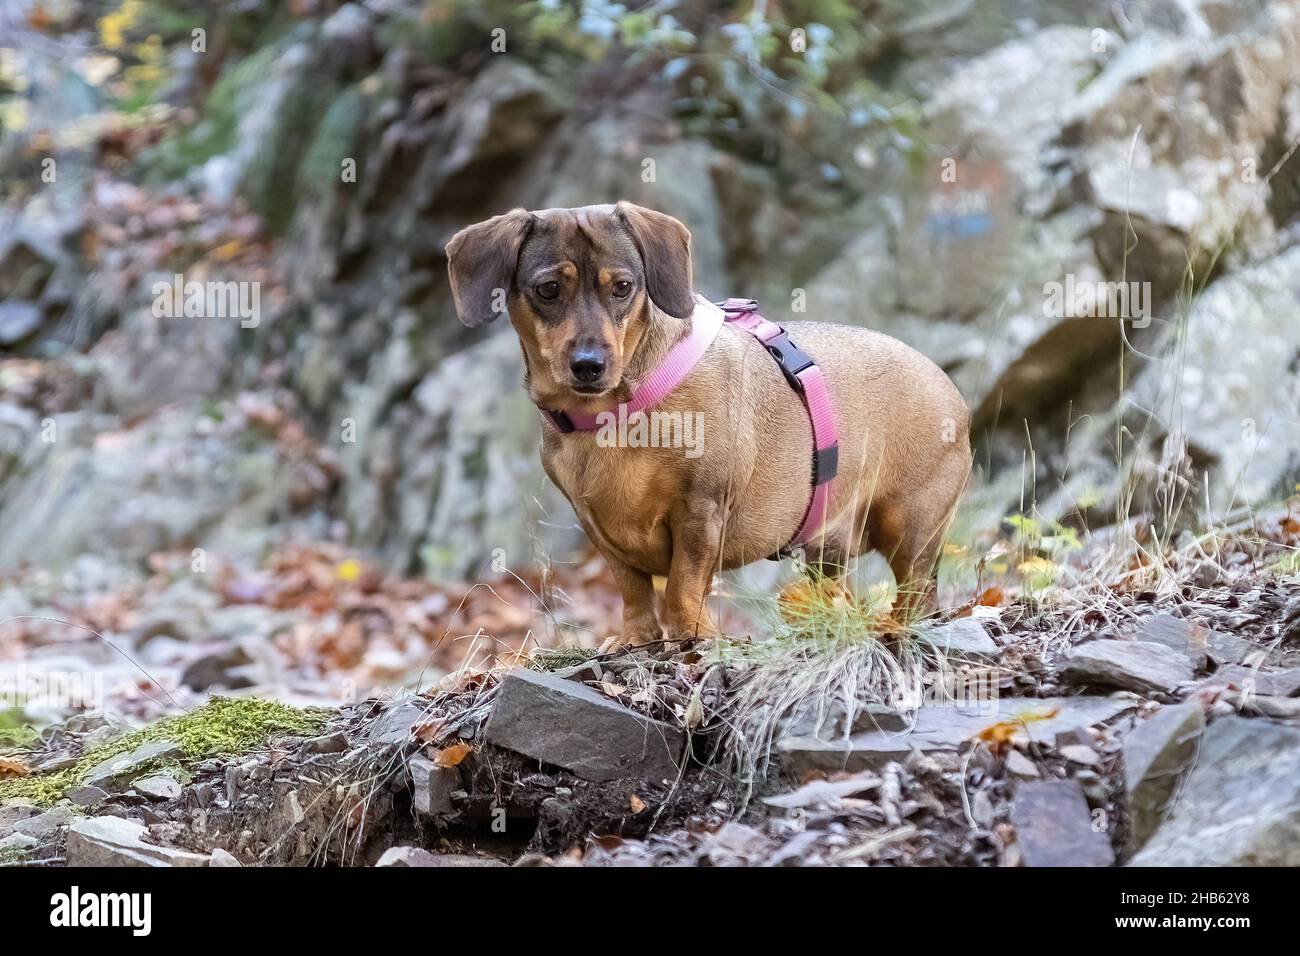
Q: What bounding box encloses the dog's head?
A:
[445,202,694,403]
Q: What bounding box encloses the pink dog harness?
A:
[541,295,839,556]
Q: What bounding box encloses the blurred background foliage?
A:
[1,0,1299,619]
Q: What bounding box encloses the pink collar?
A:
[540,295,723,433]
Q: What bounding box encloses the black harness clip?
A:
[764,331,816,393]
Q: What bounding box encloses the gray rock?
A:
[0,832,38,852]
[971,790,996,828]
[130,601,209,644]
[1011,780,1114,867]
[1058,640,1193,695]
[387,329,581,581]
[409,754,457,817]
[0,230,58,301]
[1132,717,1300,865]
[66,785,109,807]
[32,750,79,773]
[1207,630,1269,667]
[779,696,1134,775]
[1200,665,1300,698]
[551,660,604,684]
[703,822,769,865]
[320,2,371,49]
[301,731,349,754]
[1124,247,1300,511]
[84,739,183,789]
[133,775,182,801]
[375,846,504,867]
[1137,614,1207,670]
[484,668,685,783]
[1005,749,1040,779]
[209,848,242,867]
[0,301,43,345]
[1123,702,1205,849]
[913,617,999,661]
[180,643,257,691]
[768,829,823,867]
[0,804,37,831]
[65,817,210,867]
[366,697,432,747]
[762,770,882,811]
[12,805,75,839]
[0,402,323,572]
[1059,744,1100,766]
[781,700,908,740]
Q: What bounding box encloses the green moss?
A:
[299,84,365,200]
[529,646,602,671]
[0,707,37,749]
[1267,551,1300,578]
[143,39,286,180]
[0,844,29,865]
[0,697,327,807]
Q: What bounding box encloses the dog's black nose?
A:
[569,350,607,384]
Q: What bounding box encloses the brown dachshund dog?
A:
[446,202,971,646]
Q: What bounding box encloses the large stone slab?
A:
[1011,780,1114,867]
[1122,702,1204,849]
[65,817,210,867]
[1131,717,1300,866]
[1058,640,1193,695]
[778,696,1134,775]
[484,669,685,783]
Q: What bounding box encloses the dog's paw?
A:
[664,622,721,646]
[620,621,665,648]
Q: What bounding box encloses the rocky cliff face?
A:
[1,0,1298,583]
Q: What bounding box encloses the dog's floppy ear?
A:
[445,209,533,327]
[616,201,694,318]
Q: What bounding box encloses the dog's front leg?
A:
[664,499,724,642]
[602,550,663,647]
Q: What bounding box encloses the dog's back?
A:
[733,320,971,595]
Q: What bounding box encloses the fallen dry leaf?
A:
[972,706,1060,756]
[433,742,472,768]
[629,793,646,814]
[412,716,448,746]
[0,756,31,777]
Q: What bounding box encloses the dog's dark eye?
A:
[536,281,560,301]
[612,280,633,298]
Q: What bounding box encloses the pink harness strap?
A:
[539,294,839,556]
[542,296,724,433]
[716,298,839,555]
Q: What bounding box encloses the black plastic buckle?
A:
[546,409,575,433]
[812,443,838,486]
[764,331,816,393]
